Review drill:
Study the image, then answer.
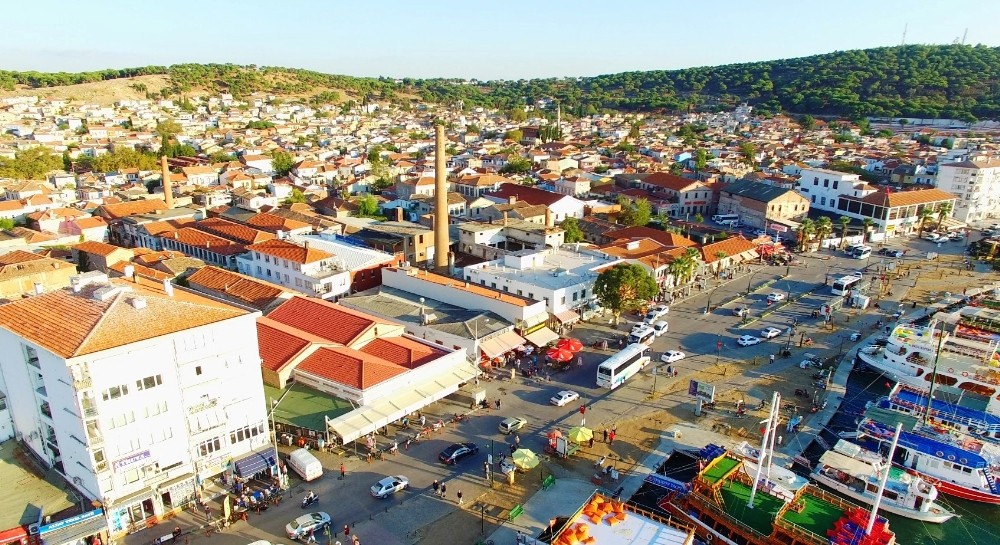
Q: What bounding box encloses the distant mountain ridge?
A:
[2,44,999,119]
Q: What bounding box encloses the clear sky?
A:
[3,0,999,80]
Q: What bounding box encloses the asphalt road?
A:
[152,231,980,545]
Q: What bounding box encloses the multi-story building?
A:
[637,172,714,218]
[289,233,400,294]
[833,188,958,238]
[0,274,270,537]
[717,180,809,230]
[238,239,350,300]
[795,168,872,213]
[936,157,1000,223]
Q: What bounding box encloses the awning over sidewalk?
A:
[38,509,107,545]
[553,310,580,324]
[524,326,559,347]
[479,330,526,358]
[327,364,479,444]
[939,217,967,230]
[233,446,278,478]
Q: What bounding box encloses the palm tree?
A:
[935,202,953,231]
[815,216,833,247]
[917,208,935,236]
[838,216,851,249]
[714,251,728,278]
[693,213,704,224]
[861,218,874,243]
[796,218,815,251]
[680,247,702,284]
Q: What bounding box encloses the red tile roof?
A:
[491,183,567,207]
[297,346,406,389]
[257,319,313,372]
[267,296,386,345]
[700,236,758,263]
[247,239,333,265]
[168,228,247,255]
[641,172,703,192]
[96,199,168,220]
[359,337,439,369]
[245,213,311,233]
[188,266,291,311]
[605,226,697,247]
[74,240,131,257]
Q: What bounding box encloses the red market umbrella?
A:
[556,338,583,352]
[546,347,574,362]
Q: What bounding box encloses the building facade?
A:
[936,157,1000,223]
[717,180,809,229]
[796,168,871,213]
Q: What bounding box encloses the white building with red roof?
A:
[257,296,471,444]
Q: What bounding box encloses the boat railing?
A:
[688,489,770,540]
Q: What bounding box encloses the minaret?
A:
[433,123,449,271]
[160,156,174,209]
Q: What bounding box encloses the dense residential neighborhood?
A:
[0,77,1000,545]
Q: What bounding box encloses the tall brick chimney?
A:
[160,156,174,209]
[433,123,449,271]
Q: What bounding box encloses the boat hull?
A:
[929,474,1000,505]
[810,473,955,523]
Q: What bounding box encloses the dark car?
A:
[438,442,479,465]
[877,248,904,257]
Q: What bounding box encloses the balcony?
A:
[35,386,47,398]
[74,377,92,389]
[26,356,40,369]
[39,403,52,419]
[187,397,219,415]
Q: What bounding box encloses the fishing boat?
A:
[854,407,1000,504]
[811,439,956,523]
[857,320,1000,414]
[875,383,1000,442]
[733,440,809,493]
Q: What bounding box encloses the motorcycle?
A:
[301,494,319,508]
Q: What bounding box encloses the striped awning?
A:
[479,330,526,358]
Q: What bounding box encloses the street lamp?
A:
[704,284,724,314]
[746,267,765,295]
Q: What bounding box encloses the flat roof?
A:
[0,439,76,528]
[560,491,691,545]
[265,382,354,432]
[468,249,615,291]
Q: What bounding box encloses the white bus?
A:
[831,275,861,296]
[628,326,656,346]
[711,214,739,224]
[596,344,651,389]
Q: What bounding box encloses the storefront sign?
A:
[38,509,103,533]
[112,450,150,471]
[769,223,788,233]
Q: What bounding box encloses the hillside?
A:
[2,44,1000,119]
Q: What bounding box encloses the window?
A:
[823,179,829,187]
[283,274,289,283]
[811,196,816,203]
[560,296,566,305]
[256,266,261,274]
[93,448,107,472]
[581,289,586,298]
[813,179,818,186]
[821,197,826,206]
[572,292,578,301]
[265,255,270,263]
[295,278,303,287]
[833,180,839,190]
[195,366,202,376]
[124,468,140,484]
[136,375,162,391]
[198,437,222,457]
[283,259,289,268]
[102,384,129,401]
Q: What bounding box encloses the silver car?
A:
[370,475,409,498]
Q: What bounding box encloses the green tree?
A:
[814,216,833,245]
[356,195,380,218]
[504,129,523,143]
[0,147,64,179]
[616,196,651,227]
[713,251,728,278]
[561,216,584,243]
[509,108,527,123]
[594,263,659,325]
[693,213,704,224]
[798,115,815,130]
[668,247,702,286]
[861,218,875,242]
[283,188,307,204]
[154,119,182,149]
[270,150,295,177]
[0,218,13,231]
[80,148,159,172]
[738,142,757,167]
[796,218,815,251]
[693,149,708,172]
[935,202,953,231]
[837,215,852,248]
[918,207,935,236]
[857,118,872,136]
[500,156,532,175]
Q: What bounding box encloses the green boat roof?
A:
[780,490,848,539]
[702,456,741,484]
[718,479,784,536]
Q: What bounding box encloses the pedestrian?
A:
[777,435,784,446]
[514,435,520,448]
[495,399,501,410]
[440,483,447,499]
[340,463,346,480]
[420,414,426,428]
[589,436,595,448]
[307,529,316,544]
[510,442,517,455]
[343,524,350,537]
[769,354,775,365]
[609,430,616,444]
[432,480,439,496]
[457,490,464,505]
[603,429,609,443]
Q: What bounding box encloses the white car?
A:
[761,327,782,339]
[371,475,409,498]
[923,233,941,242]
[630,323,648,336]
[766,293,786,303]
[550,390,580,407]
[286,512,331,540]
[651,321,669,337]
[660,350,686,363]
[737,335,762,347]
[643,305,669,324]
[848,271,864,279]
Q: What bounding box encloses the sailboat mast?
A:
[765,394,781,482]
[922,321,948,425]
[748,391,780,508]
[867,422,903,535]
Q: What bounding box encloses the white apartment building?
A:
[936,157,1000,223]
[238,239,350,300]
[796,168,873,213]
[0,274,270,537]
[462,247,623,322]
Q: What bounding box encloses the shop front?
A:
[231,446,278,480]
[38,510,107,545]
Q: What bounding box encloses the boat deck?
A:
[718,480,784,535]
[702,456,740,485]
[780,489,848,540]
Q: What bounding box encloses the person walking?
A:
[609,430,616,444]
[495,399,501,410]
[343,524,350,538]
[603,429,608,443]
[340,463,346,480]
[769,354,775,365]
[440,483,447,500]
[432,480,439,496]
[457,490,464,505]
[589,436,595,448]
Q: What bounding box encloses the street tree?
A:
[694,149,708,172]
[594,263,659,325]
[861,218,875,242]
[814,216,833,246]
[935,202,953,231]
[270,150,295,177]
[917,208,935,236]
[796,218,815,251]
[356,195,380,218]
[283,188,307,205]
[0,147,64,179]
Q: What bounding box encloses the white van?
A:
[287,448,323,481]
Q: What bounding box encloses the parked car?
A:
[371,475,409,498]
[848,271,864,278]
[733,307,749,318]
[286,512,331,540]
[737,335,762,347]
[651,321,669,337]
[630,323,648,336]
[877,248,904,257]
[438,442,479,465]
[644,305,669,324]
[498,416,528,435]
[849,332,862,342]
[766,293,786,303]
[660,350,686,363]
[949,232,963,241]
[550,390,580,407]
[761,327,783,339]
